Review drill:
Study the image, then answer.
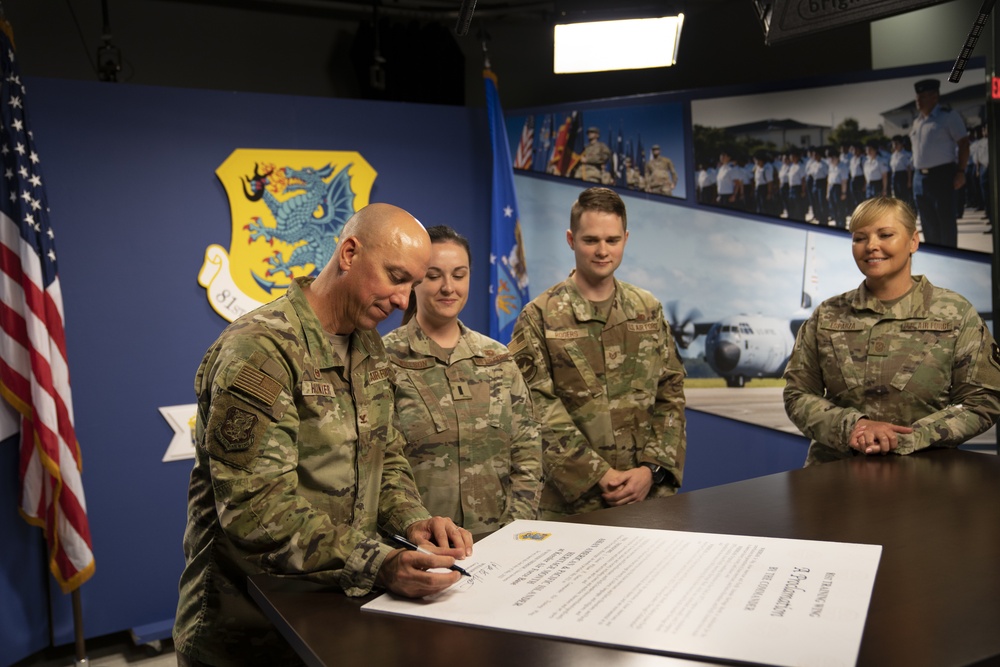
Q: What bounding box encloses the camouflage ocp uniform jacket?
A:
[783,276,1000,466]
[510,274,687,518]
[645,156,678,194]
[382,319,542,534]
[578,141,611,183]
[174,277,430,667]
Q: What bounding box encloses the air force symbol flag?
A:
[484,70,529,344]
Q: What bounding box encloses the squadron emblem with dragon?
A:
[199,149,377,322]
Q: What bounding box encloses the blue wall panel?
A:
[18,77,491,646]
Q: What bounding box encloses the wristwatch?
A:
[641,462,667,485]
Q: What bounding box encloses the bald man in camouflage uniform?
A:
[174,204,472,667]
[511,187,686,519]
[784,275,1000,466]
[577,126,611,183]
[384,318,542,533]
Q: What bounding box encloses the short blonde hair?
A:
[848,196,917,235]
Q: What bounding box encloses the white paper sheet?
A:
[364,520,881,667]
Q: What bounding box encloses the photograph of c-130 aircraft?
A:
[666,231,818,389]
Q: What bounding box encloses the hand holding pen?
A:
[391,534,471,577]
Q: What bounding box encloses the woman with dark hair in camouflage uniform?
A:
[783,197,1000,466]
[383,226,542,532]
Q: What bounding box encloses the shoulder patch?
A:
[991,343,1000,371]
[514,353,537,383]
[216,406,258,452]
[232,363,282,406]
[507,331,528,355]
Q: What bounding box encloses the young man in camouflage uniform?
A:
[510,187,687,519]
[174,204,473,667]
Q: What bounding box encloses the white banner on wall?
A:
[160,404,197,462]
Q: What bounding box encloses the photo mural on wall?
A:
[691,65,991,254]
[505,59,994,443]
[506,101,687,200]
[513,174,995,444]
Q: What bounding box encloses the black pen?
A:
[390,534,471,577]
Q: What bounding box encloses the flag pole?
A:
[72,589,87,665]
[479,26,491,71]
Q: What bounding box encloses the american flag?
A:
[0,22,94,593]
[513,115,533,170]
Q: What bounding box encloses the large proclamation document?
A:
[363,520,882,667]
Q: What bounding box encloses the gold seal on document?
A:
[515,531,551,542]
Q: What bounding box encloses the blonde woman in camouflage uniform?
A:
[784,197,1000,466]
[383,226,542,534]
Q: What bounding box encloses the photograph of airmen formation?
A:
[692,67,991,254]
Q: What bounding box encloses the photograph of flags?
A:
[514,114,533,170]
[504,101,686,199]
[0,21,94,593]
[484,69,530,345]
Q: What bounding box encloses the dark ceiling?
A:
[4,0,873,108]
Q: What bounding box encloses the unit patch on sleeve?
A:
[514,353,537,383]
[216,406,259,452]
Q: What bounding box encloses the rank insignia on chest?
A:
[868,338,889,357]
[451,381,472,401]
